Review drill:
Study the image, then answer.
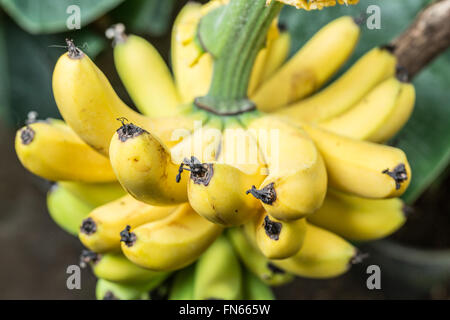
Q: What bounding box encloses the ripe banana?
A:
[368,82,416,143]
[246,211,307,260]
[320,77,402,140]
[246,115,327,220]
[169,264,196,300]
[52,40,206,156]
[243,270,275,300]
[182,120,265,226]
[277,46,397,122]
[260,29,290,83]
[15,120,115,182]
[302,124,411,198]
[270,223,358,279]
[111,29,181,117]
[252,16,360,112]
[194,235,243,300]
[59,181,125,207]
[308,189,407,241]
[227,227,294,286]
[109,121,188,206]
[120,203,223,271]
[47,184,94,236]
[81,251,170,285]
[79,195,176,253]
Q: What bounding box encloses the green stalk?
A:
[195,0,283,115]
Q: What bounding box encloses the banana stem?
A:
[195,0,283,115]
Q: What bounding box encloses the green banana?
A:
[95,278,149,300]
[59,181,125,207]
[169,264,196,300]
[243,270,275,300]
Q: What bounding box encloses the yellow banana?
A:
[270,0,359,10]
[109,121,188,206]
[368,82,416,143]
[182,120,265,226]
[15,120,115,182]
[194,235,243,300]
[270,223,358,279]
[58,181,125,207]
[303,124,411,198]
[171,2,212,103]
[79,195,176,253]
[111,28,181,117]
[320,77,402,140]
[120,203,223,271]
[246,211,307,260]
[81,251,170,285]
[246,115,327,220]
[260,29,290,83]
[308,189,406,241]
[52,40,206,156]
[252,16,360,112]
[277,46,397,122]
[227,227,294,286]
[47,184,94,236]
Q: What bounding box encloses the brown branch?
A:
[392,0,450,79]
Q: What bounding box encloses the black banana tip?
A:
[80,217,97,235]
[65,39,83,59]
[79,250,100,268]
[267,262,286,275]
[402,204,415,218]
[120,225,137,247]
[396,65,410,83]
[116,118,146,142]
[246,183,276,205]
[380,44,396,53]
[20,126,35,145]
[103,291,120,300]
[382,163,408,190]
[177,156,213,186]
[263,215,282,241]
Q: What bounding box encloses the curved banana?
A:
[96,278,154,300]
[270,223,358,279]
[246,115,327,220]
[194,235,243,300]
[308,189,406,241]
[368,82,416,143]
[303,124,411,198]
[277,46,397,122]
[59,181,125,207]
[111,29,181,117]
[15,120,115,182]
[252,16,360,112]
[120,203,223,271]
[183,120,265,226]
[52,41,206,156]
[260,29,290,83]
[226,227,294,286]
[169,264,196,300]
[246,211,307,260]
[81,251,169,285]
[320,77,402,140]
[79,195,176,253]
[109,121,188,206]
[47,184,94,236]
[243,270,275,300]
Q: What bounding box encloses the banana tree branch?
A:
[392,0,450,79]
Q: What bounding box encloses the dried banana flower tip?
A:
[116,117,145,142]
[79,250,100,268]
[246,183,277,205]
[382,163,408,190]
[176,156,213,186]
[120,225,137,247]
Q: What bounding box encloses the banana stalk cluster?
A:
[15,0,414,300]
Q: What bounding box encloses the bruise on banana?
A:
[246,183,276,205]
[120,225,137,247]
[263,215,282,240]
[382,163,408,190]
[176,156,214,186]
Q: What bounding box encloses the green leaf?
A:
[280,0,450,203]
[0,0,124,34]
[111,0,176,36]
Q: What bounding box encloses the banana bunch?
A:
[14,0,415,300]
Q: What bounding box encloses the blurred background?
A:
[0,0,449,299]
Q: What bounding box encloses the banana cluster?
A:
[15,0,414,300]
